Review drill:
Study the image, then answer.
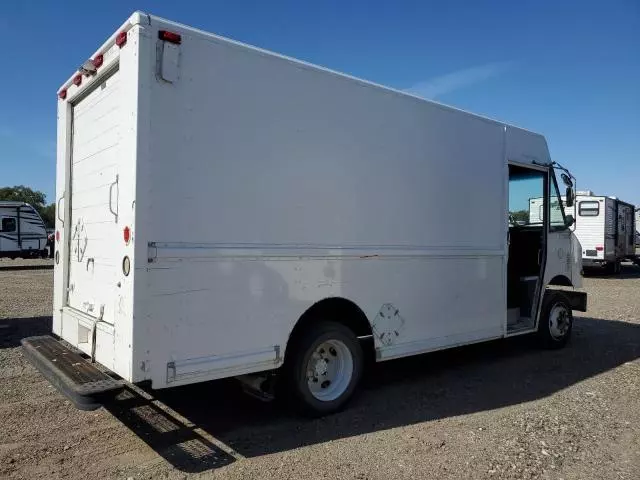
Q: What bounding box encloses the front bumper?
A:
[564,290,588,312]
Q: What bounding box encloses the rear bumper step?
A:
[21,336,123,411]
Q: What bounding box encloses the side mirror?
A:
[565,214,575,227]
[565,186,574,207]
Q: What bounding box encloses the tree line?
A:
[0,185,55,228]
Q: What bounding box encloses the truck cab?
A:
[507,162,584,336]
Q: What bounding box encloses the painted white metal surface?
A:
[54,22,141,381]
[67,69,122,322]
[53,12,580,389]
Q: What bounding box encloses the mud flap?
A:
[563,291,587,312]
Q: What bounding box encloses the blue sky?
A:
[1,1,638,206]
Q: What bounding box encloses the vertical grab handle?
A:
[57,194,65,225]
[108,174,119,223]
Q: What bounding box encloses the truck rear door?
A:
[67,69,122,324]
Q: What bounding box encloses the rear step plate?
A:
[21,335,124,411]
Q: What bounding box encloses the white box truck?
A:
[531,192,636,273]
[23,12,586,415]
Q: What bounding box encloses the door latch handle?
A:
[57,194,65,225]
[108,175,119,223]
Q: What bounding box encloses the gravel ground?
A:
[0,258,54,269]
[1,267,639,479]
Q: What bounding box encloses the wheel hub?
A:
[306,339,354,401]
[313,358,328,377]
[549,304,570,339]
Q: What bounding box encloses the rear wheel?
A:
[282,321,363,416]
[536,291,573,349]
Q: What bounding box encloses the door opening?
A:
[507,164,546,333]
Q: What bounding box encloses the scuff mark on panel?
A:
[372,303,405,346]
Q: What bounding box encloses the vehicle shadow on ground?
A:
[0,316,52,349]
[105,315,640,473]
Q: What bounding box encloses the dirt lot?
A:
[1,268,639,480]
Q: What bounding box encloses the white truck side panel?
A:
[130,16,556,388]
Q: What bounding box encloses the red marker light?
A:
[596,245,604,251]
[116,31,127,48]
[159,30,182,44]
[58,89,67,100]
[73,74,82,86]
[55,230,60,242]
[123,226,131,245]
[93,54,104,68]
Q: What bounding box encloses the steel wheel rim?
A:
[549,303,570,340]
[306,339,354,401]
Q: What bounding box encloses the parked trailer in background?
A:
[636,208,640,247]
[23,12,586,416]
[0,201,48,259]
[531,191,636,273]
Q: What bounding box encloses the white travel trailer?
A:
[636,208,640,247]
[531,192,636,273]
[23,12,586,415]
[0,201,48,259]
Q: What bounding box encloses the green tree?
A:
[0,185,46,208]
[39,203,56,229]
[510,209,529,223]
[0,185,55,228]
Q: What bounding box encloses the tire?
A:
[282,321,364,417]
[614,260,622,275]
[536,291,573,349]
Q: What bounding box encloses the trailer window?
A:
[579,201,599,216]
[1,217,16,232]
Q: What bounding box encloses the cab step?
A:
[21,335,124,411]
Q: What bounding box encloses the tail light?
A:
[116,31,127,48]
[93,54,104,68]
[123,226,131,245]
[159,30,182,44]
[596,245,604,251]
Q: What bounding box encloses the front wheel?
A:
[282,321,364,417]
[536,291,573,349]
